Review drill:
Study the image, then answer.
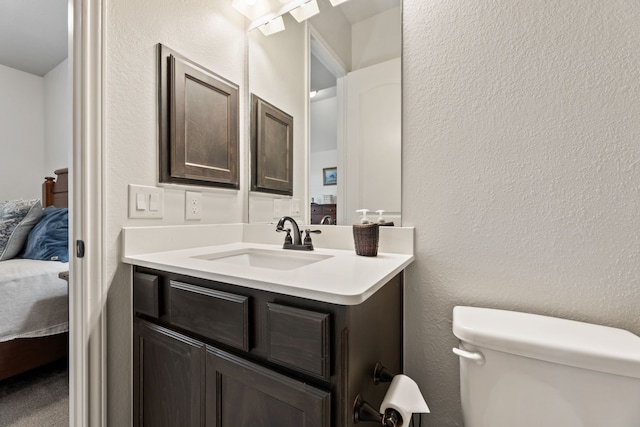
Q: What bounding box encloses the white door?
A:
[345,57,401,226]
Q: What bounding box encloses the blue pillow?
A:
[20,206,69,262]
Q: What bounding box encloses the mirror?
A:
[248,0,401,226]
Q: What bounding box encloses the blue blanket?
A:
[20,206,69,262]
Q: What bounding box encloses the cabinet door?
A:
[205,346,330,427]
[134,319,205,427]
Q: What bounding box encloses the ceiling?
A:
[0,0,397,78]
[338,0,399,24]
[0,0,68,76]
[310,0,400,93]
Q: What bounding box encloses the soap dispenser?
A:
[375,210,394,227]
[356,209,370,224]
[353,209,379,257]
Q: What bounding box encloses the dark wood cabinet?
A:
[310,203,337,224]
[133,267,402,427]
[206,346,330,427]
[133,319,205,427]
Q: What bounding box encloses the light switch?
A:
[136,193,146,210]
[128,184,164,219]
[149,193,159,211]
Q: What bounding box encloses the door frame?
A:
[308,25,347,225]
[70,0,106,425]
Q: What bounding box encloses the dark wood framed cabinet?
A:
[250,94,294,196]
[158,44,240,189]
[133,266,403,427]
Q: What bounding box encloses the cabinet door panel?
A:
[266,302,330,380]
[134,319,205,427]
[206,346,330,427]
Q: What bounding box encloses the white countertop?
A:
[121,224,414,305]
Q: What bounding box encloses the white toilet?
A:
[452,306,640,427]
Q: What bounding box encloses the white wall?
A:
[0,64,45,201]
[310,95,338,205]
[104,0,246,423]
[310,149,338,204]
[0,60,69,202]
[309,0,352,71]
[43,59,71,173]
[403,1,640,425]
[351,6,401,70]
[248,14,307,224]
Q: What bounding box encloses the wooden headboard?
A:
[42,168,69,208]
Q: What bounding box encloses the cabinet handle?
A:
[452,347,485,365]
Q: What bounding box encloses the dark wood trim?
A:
[0,333,68,380]
[42,168,69,208]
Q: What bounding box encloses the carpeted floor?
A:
[0,359,69,427]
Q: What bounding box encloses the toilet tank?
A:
[452,306,640,427]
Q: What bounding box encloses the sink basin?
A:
[192,248,332,271]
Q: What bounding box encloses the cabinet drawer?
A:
[310,204,322,214]
[170,281,249,351]
[266,303,330,380]
[322,205,336,215]
[133,272,161,318]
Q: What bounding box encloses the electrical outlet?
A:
[185,191,202,220]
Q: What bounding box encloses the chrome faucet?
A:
[276,216,321,251]
[320,215,335,225]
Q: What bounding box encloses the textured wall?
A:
[402,0,640,425]
[104,1,246,424]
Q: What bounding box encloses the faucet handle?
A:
[276,227,293,246]
[303,229,321,250]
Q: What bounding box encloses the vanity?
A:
[123,224,413,427]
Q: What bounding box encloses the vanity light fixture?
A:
[239,0,320,34]
[289,0,319,23]
[258,16,286,36]
[329,0,351,6]
[232,0,269,21]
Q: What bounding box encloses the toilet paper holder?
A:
[373,361,395,384]
[353,394,401,427]
[354,363,429,426]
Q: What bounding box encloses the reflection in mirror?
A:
[248,0,401,226]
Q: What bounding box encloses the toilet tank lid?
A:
[452,306,640,379]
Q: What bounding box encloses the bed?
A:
[0,168,69,380]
